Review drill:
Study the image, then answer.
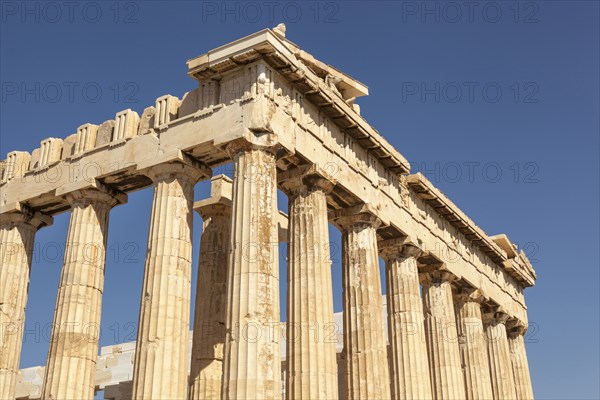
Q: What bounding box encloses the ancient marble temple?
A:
[1,25,536,400]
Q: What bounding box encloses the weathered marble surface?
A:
[2,25,536,400]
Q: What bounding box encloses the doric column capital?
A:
[506,319,528,337]
[419,265,458,285]
[193,175,233,219]
[0,205,53,230]
[454,286,487,305]
[225,133,288,159]
[482,307,511,326]
[195,202,231,219]
[378,237,422,262]
[278,164,337,197]
[65,187,126,209]
[56,179,127,209]
[136,149,211,183]
[330,203,382,230]
[146,161,206,184]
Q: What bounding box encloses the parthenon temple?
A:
[0,26,536,400]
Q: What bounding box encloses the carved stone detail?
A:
[113,109,140,141]
[154,95,181,128]
[75,124,99,155]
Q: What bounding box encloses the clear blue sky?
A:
[1,1,598,399]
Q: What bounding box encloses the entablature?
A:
[406,173,536,287]
[1,26,535,324]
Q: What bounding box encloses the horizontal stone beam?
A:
[0,101,245,216]
[1,57,532,326]
[267,88,529,323]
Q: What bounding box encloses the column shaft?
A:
[508,330,534,400]
[454,291,494,400]
[485,314,518,400]
[422,271,466,399]
[0,211,49,400]
[337,213,390,400]
[132,163,201,400]
[382,244,432,400]
[285,177,338,400]
[42,190,116,399]
[189,201,231,399]
[222,148,282,399]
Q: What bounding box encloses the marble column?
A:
[280,167,338,400]
[42,188,124,400]
[379,240,432,400]
[0,209,52,400]
[421,269,466,400]
[132,162,204,400]
[483,310,518,400]
[507,323,534,400]
[331,208,391,400]
[189,175,232,400]
[221,144,282,400]
[454,288,494,400]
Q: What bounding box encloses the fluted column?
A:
[483,310,518,400]
[189,175,233,400]
[280,167,338,400]
[507,323,534,400]
[132,162,204,400]
[379,240,432,400]
[454,288,494,400]
[331,207,391,400]
[0,209,52,400]
[221,143,282,399]
[42,187,124,400]
[421,269,466,400]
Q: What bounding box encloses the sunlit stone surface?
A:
[2,24,536,400]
